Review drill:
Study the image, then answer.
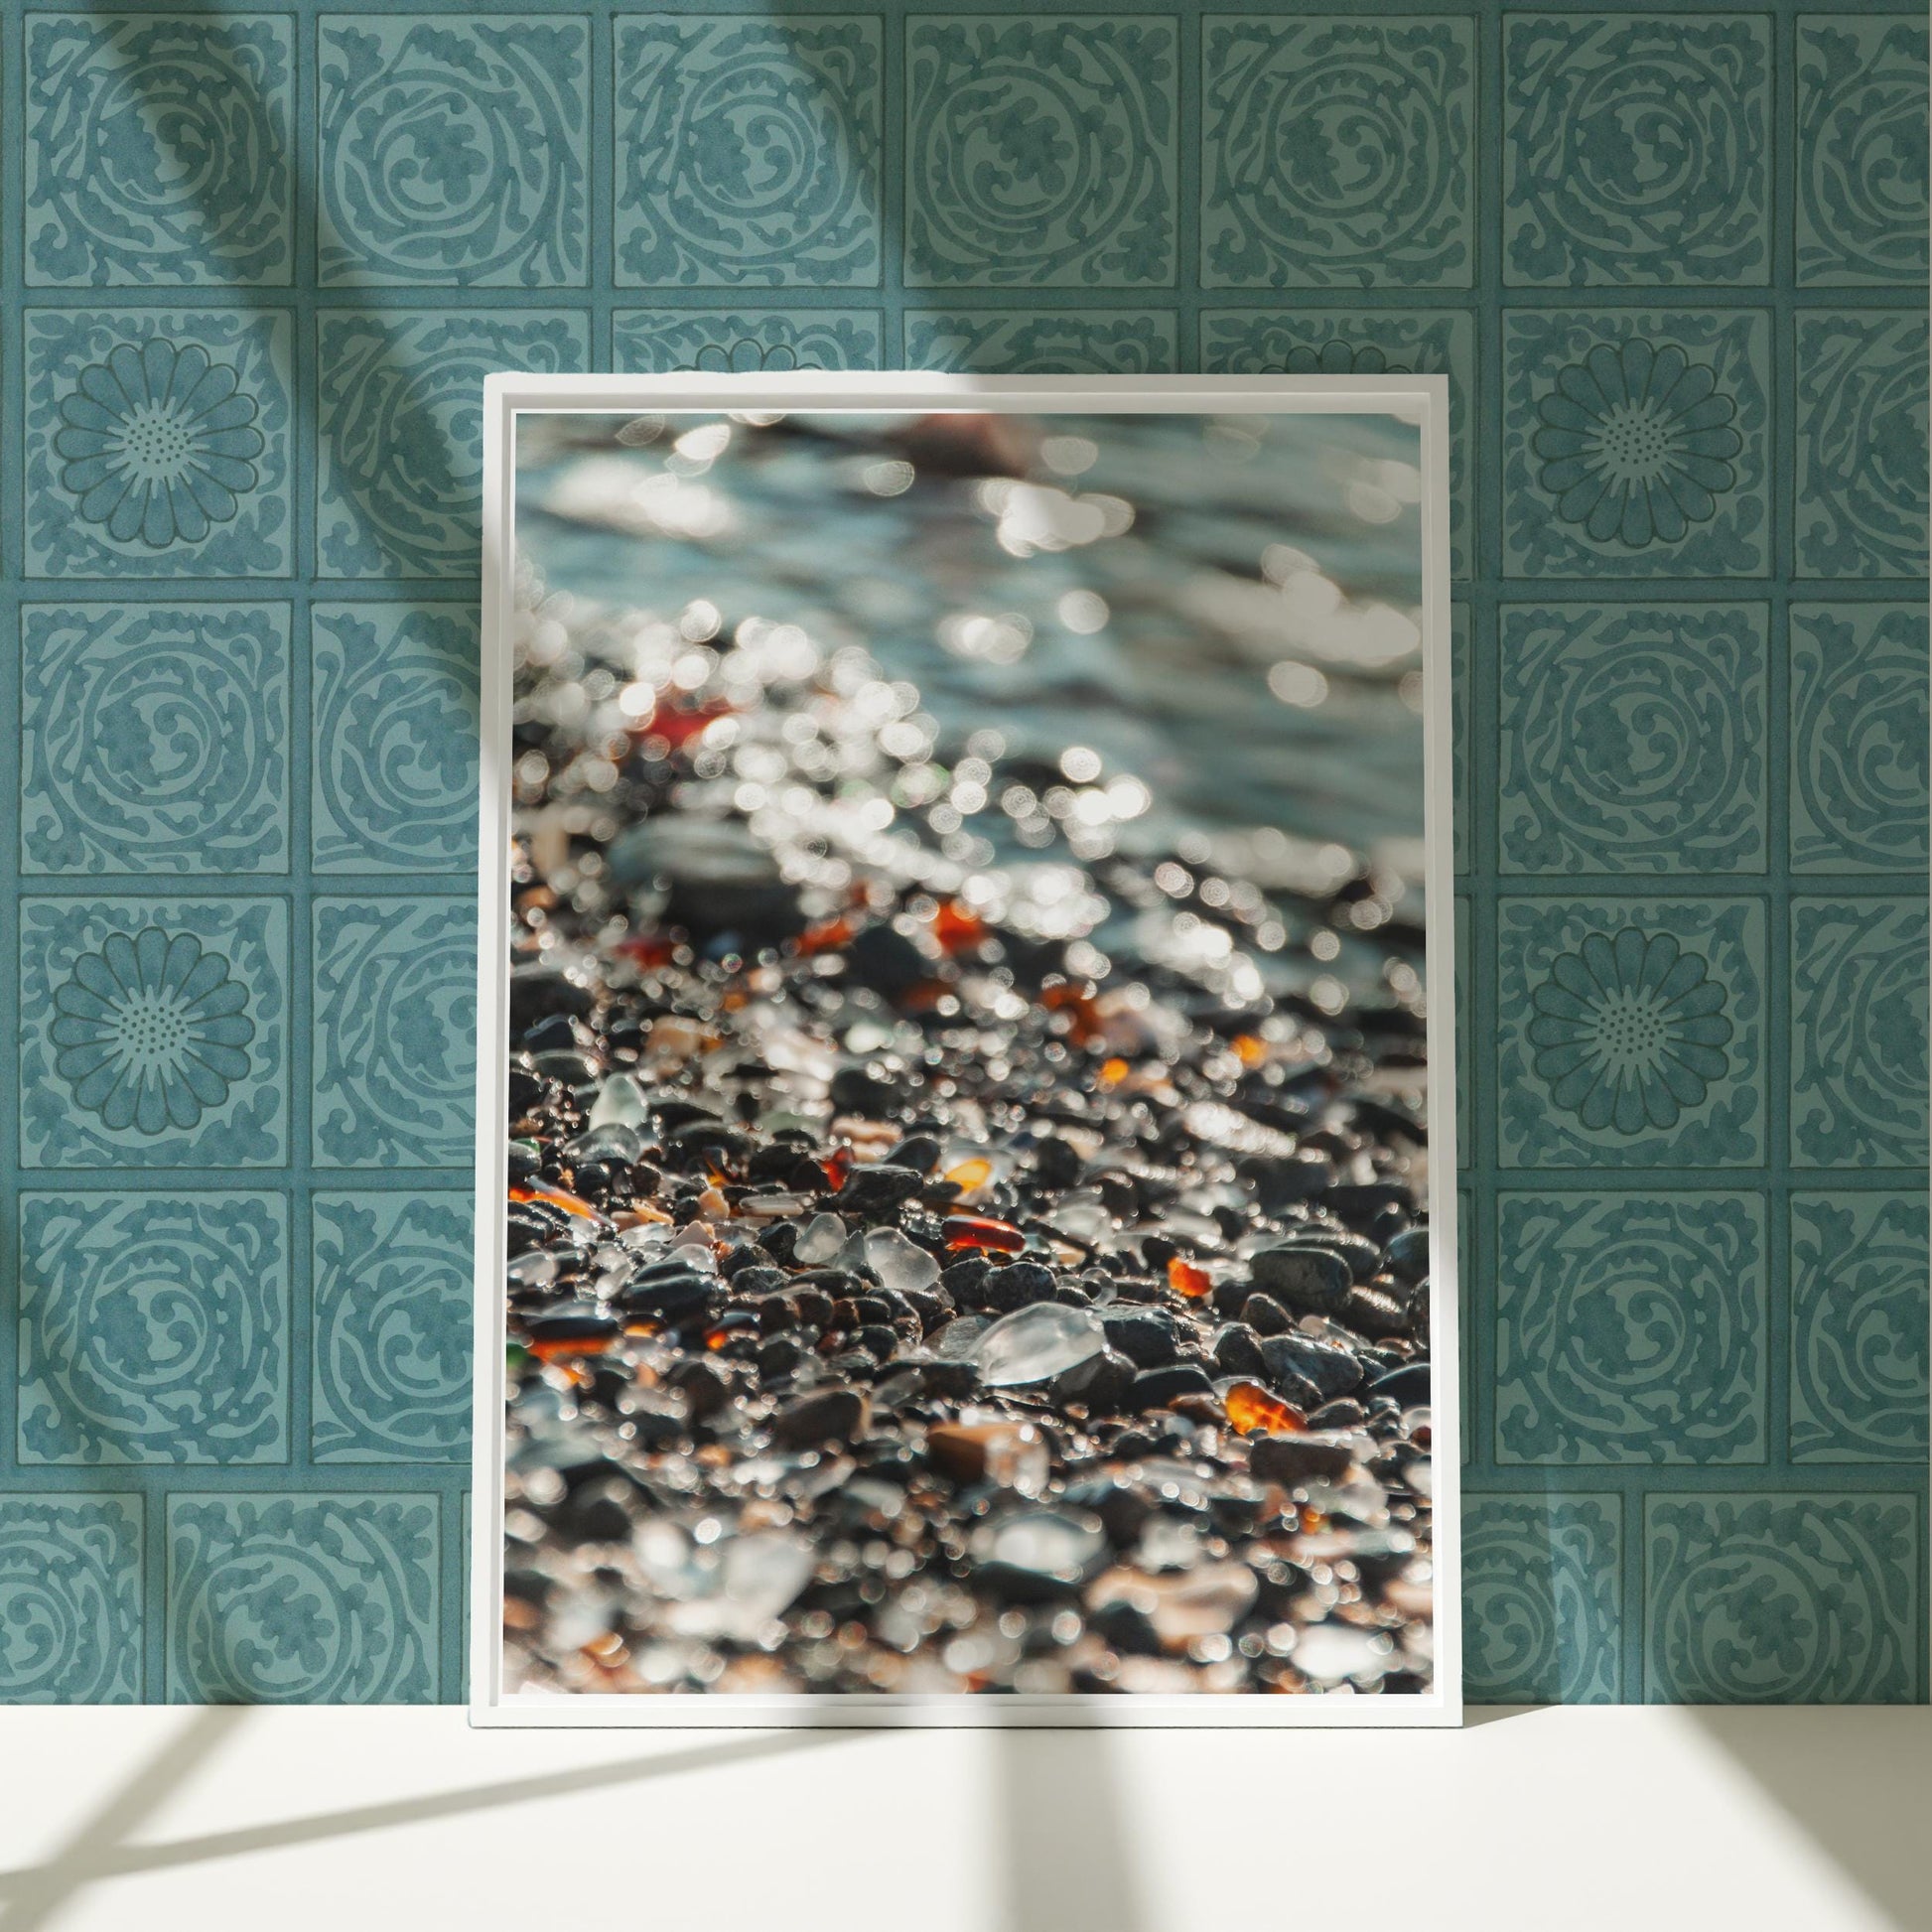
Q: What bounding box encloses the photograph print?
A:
[476,375,1458,1724]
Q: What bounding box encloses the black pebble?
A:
[1103,1310,1179,1368]
[1127,1363,1215,1410]
[1089,1598,1165,1657]
[1240,1292,1293,1336]
[1050,1347,1135,1413]
[1249,1244,1351,1311]
[1366,1361,1431,1407]
[830,1064,904,1116]
[770,1386,872,1448]
[838,1164,926,1215]
[1384,1227,1431,1286]
[1030,1135,1086,1187]
[884,1134,942,1173]
[984,1261,1058,1311]
[1212,1322,1271,1382]
[1250,1433,1355,1484]
[509,965,595,1029]
[1259,1333,1364,1403]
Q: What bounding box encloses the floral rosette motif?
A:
[1533,341,1740,547]
[50,927,254,1134]
[54,340,263,548]
[1528,928,1732,1134]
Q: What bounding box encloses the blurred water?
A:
[515,409,1427,873]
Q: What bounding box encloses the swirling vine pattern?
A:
[1204,19,1470,288]
[313,606,478,873]
[1791,898,1930,1168]
[1504,17,1768,285]
[1795,313,1930,579]
[25,16,291,287]
[905,311,1177,374]
[26,310,290,578]
[319,20,587,287]
[614,309,882,374]
[1646,1496,1918,1702]
[1797,19,1930,286]
[22,605,287,874]
[1497,1193,1764,1464]
[1500,606,1765,872]
[0,1499,142,1701]
[1791,1193,1930,1462]
[908,21,1173,287]
[1461,1496,1620,1703]
[318,312,587,578]
[1504,309,1768,577]
[617,20,881,287]
[313,1194,472,1461]
[167,1496,436,1702]
[313,898,476,1167]
[19,1193,286,1464]
[1499,897,1763,1169]
[19,897,286,1171]
[1790,606,1929,872]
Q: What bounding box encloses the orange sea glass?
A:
[1223,1380,1307,1437]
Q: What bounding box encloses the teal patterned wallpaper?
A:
[0,2,1923,1707]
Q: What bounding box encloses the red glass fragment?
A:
[932,898,989,954]
[509,1182,602,1221]
[944,1213,1026,1254]
[1168,1256,1212,1300]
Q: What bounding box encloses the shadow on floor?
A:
[1689,1706,1932,1932]
[0,1712,856,1931]
[993,1725,1150,1932]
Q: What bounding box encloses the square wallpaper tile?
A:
[1496,897,1765,1170]
[1499,604,1767,874]
[1644,1494,1922,1702]
[1201,16,1473,289]
[312,897,478,1168]
[24,309,293,578]
[18,898,289,1170]
[21,603,291,875]
[615,16,883,287]
[1795,16,1930,287]
[907,18,1176,288]
[1503,14,1770,287]
[1460,1494,1621,1703]
[1496,1190,1767,1465]
[166,1494,438,1702]
[316,309,590,578]
[25,14,295,288]
[318,16,590,287]
[18,1192,290,1465]
[1502,308,1770,578]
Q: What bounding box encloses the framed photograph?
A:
[472,374,1459,1726]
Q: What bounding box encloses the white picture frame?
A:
[472,372,1460,1727]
